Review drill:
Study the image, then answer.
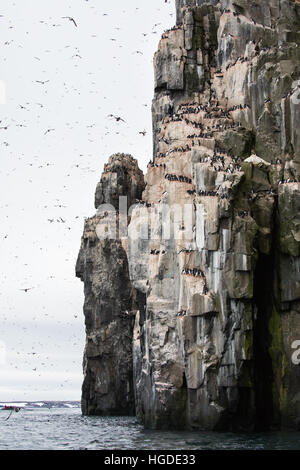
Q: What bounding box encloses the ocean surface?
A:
[0,402,300,450]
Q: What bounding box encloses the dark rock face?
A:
[77,1,300,431]
[76,154,145,416]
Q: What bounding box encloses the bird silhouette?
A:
[44,129,55,135]
[108,114,126,122]
[62,16,77,27]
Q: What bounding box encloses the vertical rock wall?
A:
[77,1,300,431]
[76,154,145,415]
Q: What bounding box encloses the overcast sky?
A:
[0,0,175,402]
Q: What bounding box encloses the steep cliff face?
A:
[76,154,145,416]
[76,1,300,431]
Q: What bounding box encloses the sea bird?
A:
[107,114,126,123]
[62,16,77,27]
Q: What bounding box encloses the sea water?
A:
[0,404,300,450]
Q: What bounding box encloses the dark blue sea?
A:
[0,402,300,450]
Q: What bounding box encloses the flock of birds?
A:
[0,0,175,399]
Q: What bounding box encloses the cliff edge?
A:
[76,0,300,431]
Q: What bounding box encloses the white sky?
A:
[0,0,175,401]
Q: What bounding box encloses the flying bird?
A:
[44,129,55,135]
[19,288,34,293]
[62,16,77,27]
[108,114,126,122]
[5,408,20,421]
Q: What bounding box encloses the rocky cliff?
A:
[76,154,145,416]
[76,0,300,431]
